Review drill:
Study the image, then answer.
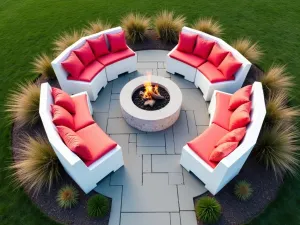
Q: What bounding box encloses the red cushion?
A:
[218,53,242,79]
[170,49,206,68]
[211,92,233,130]
[229,102,251,131]
[228,85,252,110]
[87,35,110,58]
[56,126,92,161]
[51,105,74,130]
[216,127,247,146]
[177,32,198,53]
[198,62,233,83]
[207,44,229,67]
[76,123,118,166]
[209,142,239,162]
[97,48,135,66]
[67,61,105,82]
[52,87,75,114]
[106,31,127,53]
[72,94,95,131]
[73,42,95,66]
[193,36,215,59]
[187,124,229,168]
[61,52,85,78]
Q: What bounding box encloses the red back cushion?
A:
[51,105,74,130]
[193,36,215,59]
[56,126,93,161]
[228,85,252,110]
[52,87,75,114]
[177,32,198,53]
[61,52,85,78]
[73,42,95,66]
[216,127,247,146]
[207,44,229,67]
[218,53,242,79]
[209,142,239,162]
[87,35,110,57]
[229,102,251,131]
[106,31,127,53]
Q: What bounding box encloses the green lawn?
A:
[1,0,300,224]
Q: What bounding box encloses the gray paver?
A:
[91,82,112,112]
[137,50,168,61]
[137,133,165,146]
[107,118,142,134]
[121,213,170,225]
[157,68,171,78]
[129,134,136,142]
[158,62,166,69]
[169,173,184,185]
[186,111,198,137]
[137,146,165,155]
[112,76,130,93]
[197,125,208,135]
[171,212,181,225]
[143,155,151,172]
[111,93,119,100]
[143,173,168,186]
[137,62,158,69]
[152,155,182,172]
[171,73,197,89]
[180,211,197,225]
[93,113,108,132]
[165,126,175,154]
[108,100,122,118]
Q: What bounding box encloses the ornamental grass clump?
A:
[83,19,112,35]
[121,13,150,43]
[154,10,185,43]
[192,17,224,37]
[6,82,40,127]
[234,180,253,201]
[87,194,110,218]
[56,185,79,209]
[31,53,56,79]
[10,135,60,195]
[195,196,221,224]
[53,30,83,55]
[231,38,263,63]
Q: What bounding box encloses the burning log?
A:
[144,99,155,107]
[139,91,165,100]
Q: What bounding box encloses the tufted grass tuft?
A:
[231,38,263,63]
[192,17,223,37]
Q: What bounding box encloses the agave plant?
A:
[231,38,263,63]
[53,30,83,55]
[31,53,56,79]
[56,185,79,209]
[192,17,224,37]
[83,19,112,35]
[234,180,253,201]
[195,196,221,224]
[87,194,110,218]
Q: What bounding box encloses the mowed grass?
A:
[0,0,300,224]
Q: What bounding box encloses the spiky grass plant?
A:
[195,196,221,224]
[10,135,60,195]
[254,122,299,178]
[192,17,223,37]
[153,10,185,43]
[231,38,263,63]
[121,13,150,43]
[6,82,40,127]
[234,180,253,201]
[56,185,79,209]
[31,53,56,79]
[83,19,112,35]
[87,194,110,218]
[53,30,83,55]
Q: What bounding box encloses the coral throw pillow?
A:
[218,53,242,79]
[193,36,215,59]
[216,127,247,146]
[56,126,92,161]
[209,142,239,162]
[177,32,198,53]
[87,35,110,57]
[229,102,251,131]
[61,52,85,79]
[207,44,229,67]
[52,87,75,114]
[51,105,74,130]
[73,42,95,66]
[228,85,252,110]
[106,31,127,53]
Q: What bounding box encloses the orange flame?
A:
[142,72,159,99]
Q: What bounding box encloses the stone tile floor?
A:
[92,50,209,225]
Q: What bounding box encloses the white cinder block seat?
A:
[51,27,137,101]
[180,82,266,195]
[39,82,124,193]
[166,27,252,101]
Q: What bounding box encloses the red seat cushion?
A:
[170,49,206,68]
[51,105,74,130]
[72,94,95,131]
[193,36,215,59]
[61,52,85,79]
[73,42,95,66]
[97,48,135,66]
[187,124,229,168]
[177,32,198,53]
[218,53,242,79]
[207,44,229,67]
[228,85,252,110]
[106,31,127,53]
[211,92,233,130]
[87,35,110,58]
[209,142,239,162]
[52,87,75,114]
[216,127,247,146]
[198,62,233,83]
[229,102,251,131]
[76,123,118,166]
[67,61,105,82]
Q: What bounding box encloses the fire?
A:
[142,73,160,99]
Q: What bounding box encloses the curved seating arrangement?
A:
[51,27,137,101]
[166,26,252,101]
[180,82,266,195]
[39,82,124,193]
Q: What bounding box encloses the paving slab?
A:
[93,112,108,132]
[143,173,168,186]
[173,111,188,134]
[112,76,130,93]
[137,133,165,146]
[180,211,197,225]
[137,146,166,155]
[129,134,137,143]
[152,155,182,173]
[197,125,208,135]
[111,93,119,100]
[91,82,112,112]
[158,62,166,69]
[108,100,122,118]
[137,50,168,62]
[143,155,151,173]
[169,173,184,185]
[157,68,171,78]
[171,212,181,225]
[186,111,198,137]
[107,118,143,134]
[165,126,175,154]
[121,213,170,225]
[171,73,197,89]
[137,62,158,69]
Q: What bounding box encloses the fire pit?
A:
[120,75,182,132]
